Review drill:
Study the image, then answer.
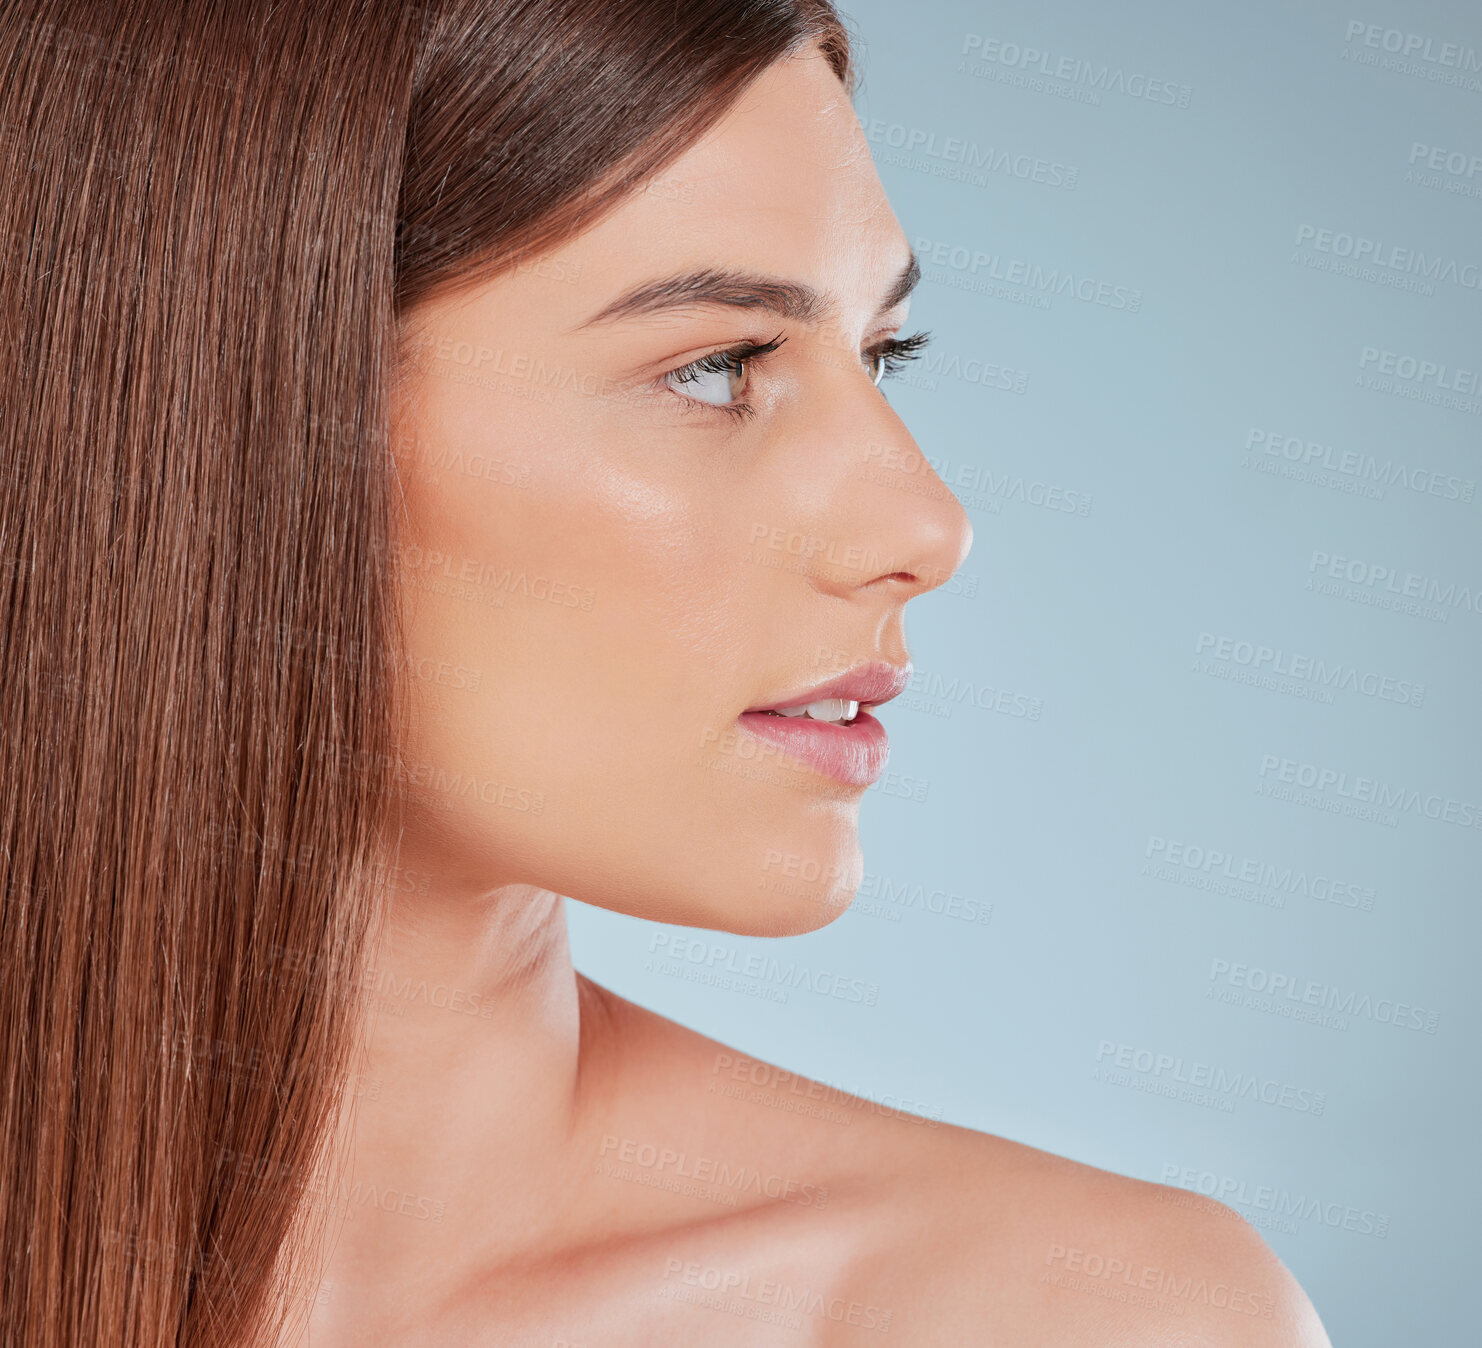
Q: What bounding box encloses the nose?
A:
[800,372,974,603]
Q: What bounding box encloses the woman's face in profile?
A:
[390,47,972,934]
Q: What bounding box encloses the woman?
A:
[0,1,1332,1343]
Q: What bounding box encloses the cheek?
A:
[388,387,863,933]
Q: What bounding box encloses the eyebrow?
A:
[574,251,920,330]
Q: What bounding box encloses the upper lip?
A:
[744,659,912,713]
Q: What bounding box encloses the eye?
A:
[664,350,748,406]
[660,333,787,420]
[864,330,932,386]
[656,327,932,422]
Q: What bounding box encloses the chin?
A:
[701,829,865,939]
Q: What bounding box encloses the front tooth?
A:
[775,704,809,717]
[805,698,858,722]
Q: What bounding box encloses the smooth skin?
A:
[299,46,1333,1346]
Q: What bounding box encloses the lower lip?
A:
[734,708,890,788]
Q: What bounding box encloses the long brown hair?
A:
[0,1,854,1344]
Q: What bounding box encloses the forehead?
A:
[649,47,893,240]
[599,51,899,285]
[442,49,909,332]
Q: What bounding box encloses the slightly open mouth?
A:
[733,703,889,787]
[751,698,861,727]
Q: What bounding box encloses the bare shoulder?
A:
[861,1121,1334,1346]
[582,983,1331,1345]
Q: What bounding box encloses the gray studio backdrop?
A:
[568,2,1482,1342]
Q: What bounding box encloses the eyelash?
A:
[663,329,933,422]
